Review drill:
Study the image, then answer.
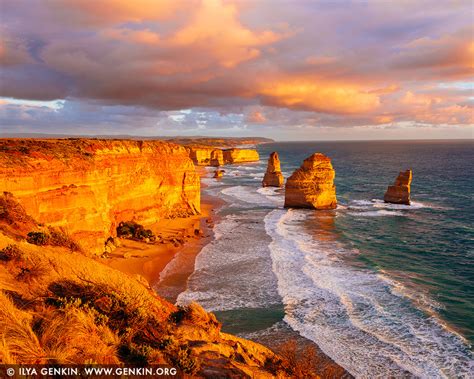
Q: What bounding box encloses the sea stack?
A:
[213,169,225,178]
[284,153,337,209]
[384,169,412,205]
[210,149,224,166]
[262,152,284,187]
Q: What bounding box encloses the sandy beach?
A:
[104,188,223,296]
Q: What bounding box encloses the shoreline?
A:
[103,194,222,295]
[103,168,351,378]
[103,167,224,299]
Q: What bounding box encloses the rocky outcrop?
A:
[187,146,259,166]
[213,169,225,178]
[284,153,337,209]
[187,147,224,166]
[0,231,290,377]
[210,149,224,166]
[222,148,259,164]
[262,152,284,187]
[0,139,200,253]
[384,169,412,205]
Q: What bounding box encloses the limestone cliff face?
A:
[187,146,224,166]
[187,146,259,166]
[384,169,412,205]
[222,148,260,164]
[262,152,284,187]
[284,153,337,209]
[0,139,200,253]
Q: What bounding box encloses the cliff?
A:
[0,139,200,253]
[384,169,412,205]
[169,136,273,147]
[187,146,224,166]
[222,148,260,164]
[187,146,260,166]
[262,152,284,187]
[284,153,337,209]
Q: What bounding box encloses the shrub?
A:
[26,231,49,246]
[116,221,155,241]
[16,258,49,283]
[170,345,200,375]
[48,228,80,251]
[0,244,23,261]
[26,229,80,251]
[170,302,220,335]
[277,339,320,379]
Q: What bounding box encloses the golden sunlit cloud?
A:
[1,0,472,134]
[53,0,186,24]
[171,0,283,68]
[259,80,381,114]
[246,110,267,123]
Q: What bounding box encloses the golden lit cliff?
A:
[0,139,200,253]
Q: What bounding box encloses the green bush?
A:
[26,231,49,246]
[116,221,155,241]
[25,229,80,251]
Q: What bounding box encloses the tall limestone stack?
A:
[384,169,412,205]
[284,153,337,209]
[262,152,284,187]
[210,149,224,166]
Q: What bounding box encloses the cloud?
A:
[170,0,284,68]
[47,0,186,26]
[0,0,472,137]
[245,110,266,123]
[258,80,381,114]
[392,28,474,79]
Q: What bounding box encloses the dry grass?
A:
[0,231,310,377]
[277,340,322,379]
[0,292,45,364]
[34,305,120,364]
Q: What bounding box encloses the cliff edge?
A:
[0,139,200,253]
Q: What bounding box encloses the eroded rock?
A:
[384,169,412,205]
[284,153,337,209]
[262,152,284,187]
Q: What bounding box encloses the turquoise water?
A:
[260,140,474,343]
[259,141,474,343]
[170,140,473,377]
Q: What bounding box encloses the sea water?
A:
[170,140,473,377]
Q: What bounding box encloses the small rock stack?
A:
[384,169,412,205]
[262,152,284,187]
[213,169,225,178]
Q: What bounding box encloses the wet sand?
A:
[104,195,221,288]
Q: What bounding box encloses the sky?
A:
[0,0,473,141]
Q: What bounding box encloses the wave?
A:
[265,209,473,378]
[221,185,281,207]
[348,209,405,217]
[177,211,281,311]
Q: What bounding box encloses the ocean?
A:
[167,140,473,377]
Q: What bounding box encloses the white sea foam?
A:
[348,209,405,217]
[177,211,281,311]
[221,185,280,207]
[346,198,430,217]
[265,208,473,378]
